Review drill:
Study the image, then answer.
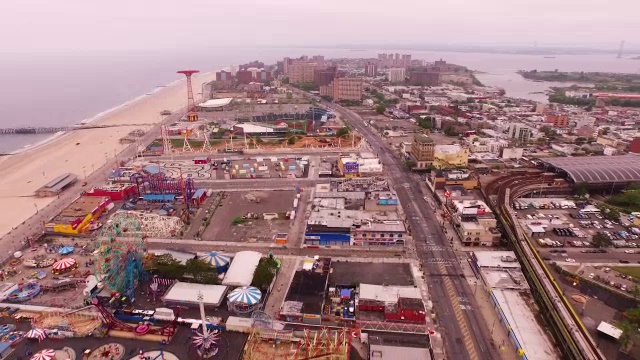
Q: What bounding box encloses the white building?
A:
[388,68,406,83]
[508,124,533,143]
[604,146,617,156]
[501,147,524,160]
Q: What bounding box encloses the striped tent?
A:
[30,349,55,360]
[52,258,76,271]
[198,252,230,272]
[26,328,46,341]
[152,277,175,286]
[227,286,261,306]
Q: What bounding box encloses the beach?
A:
[0,72,215,239]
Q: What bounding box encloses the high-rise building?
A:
[236,70,253,84]
[365,62,378,77]
[283,57,291,75]
[288,62,319,84]
[215,70,233,82]
[401,54,412,68]
[314,67,337,86]
[388,68,406,83]
[333,77,363,101]
[408,71,440,86]
[394,53,401,66]
[508,124,533,143]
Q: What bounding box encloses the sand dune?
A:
[0,72,215,237]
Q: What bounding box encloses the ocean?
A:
[1,47,639,153]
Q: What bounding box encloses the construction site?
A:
[242,327,351,360]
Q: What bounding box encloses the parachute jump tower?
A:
[177,70,200,122]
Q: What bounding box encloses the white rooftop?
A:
[200,98,233,108]
[492,289,557,360]
[163,282,227,306]
[359,283,421,303]
[474,251,521,269]
[221,251,262,287]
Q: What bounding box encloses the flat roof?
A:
[474,251,521,269]
[542,154,640,184]
[40,173,77,192]
[221,251,262,287]
[492,289,557,360]
[359,284,421,303]
[369,344,431,360]
[199,98,233,108]
[162,282,227,306]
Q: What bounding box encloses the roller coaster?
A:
[482,171,605,360]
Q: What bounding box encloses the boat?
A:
[544,56,556,59]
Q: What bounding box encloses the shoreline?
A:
[5,76,192,156]
[0,71,216,238]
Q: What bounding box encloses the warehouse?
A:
[162,282,228,308]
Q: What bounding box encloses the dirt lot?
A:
[329,262,414,287]
[202,190,296,243]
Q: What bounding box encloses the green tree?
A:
[336,127,350,137]
[286,92,293,100]
[405,159,416,170]
[251,258,279,290]
[288,136,297,145]
[375,104,386,114]
[282,77,290,84]
[591,232,612,248]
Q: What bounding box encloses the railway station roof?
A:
[542,154,640,184]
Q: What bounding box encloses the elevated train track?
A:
[482,171,605,360]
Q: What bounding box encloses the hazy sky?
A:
[1,0,638,52]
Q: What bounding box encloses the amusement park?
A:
[0,63,437,360]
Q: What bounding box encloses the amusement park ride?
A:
[177,69,200,122]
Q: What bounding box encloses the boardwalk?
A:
[0,123,153,135]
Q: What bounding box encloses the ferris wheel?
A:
[95,212,148,299]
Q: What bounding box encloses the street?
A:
[321,98,496,360]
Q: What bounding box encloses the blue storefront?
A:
[304,232,352,246]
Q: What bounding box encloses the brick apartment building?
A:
[545,113,569,128]
[333,77,363,101]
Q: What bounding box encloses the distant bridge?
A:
[0,124,153,135]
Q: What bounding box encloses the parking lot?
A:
[329,262,414,287]
[201,190,296,242]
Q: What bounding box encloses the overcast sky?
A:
[1,0,637,52]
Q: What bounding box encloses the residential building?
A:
[545,113,569,128]
[401,54,412,68]
[410,134,435,169]
[215,70,233,82]
[288,62,320,84]
[314,67,337,86]
[388,68,406,83]
[433,145,469,169]
[408,71,440,86]
[508,124,533,143]
[333,77,363,101]
[235,70,253,84]
[365,62,378,77]
[596,136,618,147]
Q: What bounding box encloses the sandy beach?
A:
[0,72,215,238]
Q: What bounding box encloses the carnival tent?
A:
[26,328,46,341]
[227,286,262,306]
[58,246,74,255]
[52,258,77,272]
[30,348,55,360]
[198,252,231,272]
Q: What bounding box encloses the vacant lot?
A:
[202,190,296,242]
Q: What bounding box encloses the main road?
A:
[315,96,496,360]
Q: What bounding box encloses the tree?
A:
[251,258,279,290]
[336,127,350,138]
[282,77,290,84]
[287,136,297,145]
[286,92,293,100]
[375,104,386,114]
[591,232,612,248]
[405,159,416,170]
[574,183,589,197]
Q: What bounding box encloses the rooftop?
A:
[199,98,233,108]
[359,283,421,303]
[414,134,434,144]
[163,282,227,306]
[473,251,521,269]
[37,173,77,194]
[61,196,110,218]
[492,289,557,360]
[284,271,328,315]
[542,154,640,184]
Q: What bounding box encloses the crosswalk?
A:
[424,258,455,265]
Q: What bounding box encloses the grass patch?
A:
[612,266,640,279]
